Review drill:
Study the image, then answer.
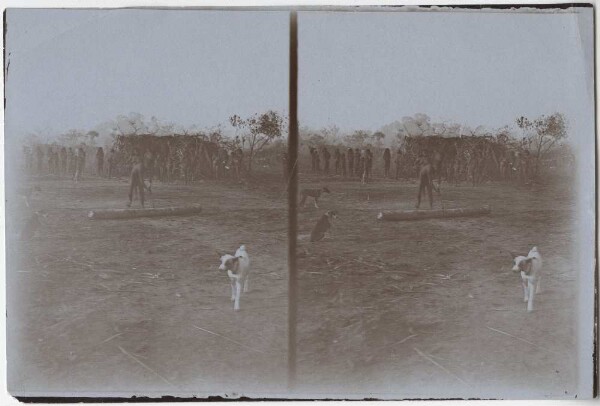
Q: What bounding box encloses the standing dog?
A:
[299,186,331,209]
[310,210,337,242]
[511,246,543,312]
[218,245,251,311]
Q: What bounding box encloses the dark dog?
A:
[299,186,331,209]
[310,210,337,242]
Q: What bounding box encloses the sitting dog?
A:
[299,186,331,209]
[511,246,543,312]
[310,210,337,242]
[218,245,251,311]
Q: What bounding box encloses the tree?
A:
[371,131,386,147]
[113,112,149,136]
[58,129,85,147]
[230,114,247,149]
[320,125,341,143]
[516,112,567,176]
[234,111,285,173]
[87,130,99,146]
[401,113,433,137]
[343,130,371,147]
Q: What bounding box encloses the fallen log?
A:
[88,205,202,220]
[377,205,491,221]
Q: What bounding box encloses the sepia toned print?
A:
[3,5,596,401]
[294,8,594,399]
[5,9,290,397]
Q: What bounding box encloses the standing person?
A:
[67,147,75,178]
[383,148,391,178]
[53,148,60,175]
[107,148,115,179]
[362,149,373,184]
[96,147,105,177]
[341,150,347,177]
[60,147,67,176]
[74,146,86,182]
[36,145,44,175]
[395,148,403,180]
[347,147,354,178]
[127,150,149,208]
[322,147,331,175]
[354,148,362,177]
[334,148,341,175]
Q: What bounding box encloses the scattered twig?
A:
[117,345,175,387]
[485,326,558,354]
[353,258,385,269]
[413,347,468,386]
[376,334,418,350]
[100,332,123,343]
[192,325,265,354]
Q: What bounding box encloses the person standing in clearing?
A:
[395,148,403,180]
[347,148,354,178]
[334,148,341,175]
[74,146,86,182]
[128,151,147,208]
[96,147,104,177]
[383,148,391,178]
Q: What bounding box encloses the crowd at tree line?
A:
[21,143,114,180]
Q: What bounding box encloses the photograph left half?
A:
[5,9,290,398]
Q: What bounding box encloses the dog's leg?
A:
[535,275,542,294]
[234,281,242,311]
[522,278,529,302]
[314,197,319,209]
[243,276,249,293]
[527,281,535,312]
[230,278,236,302]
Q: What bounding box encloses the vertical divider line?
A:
[287,10,299,394]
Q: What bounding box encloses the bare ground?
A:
[7,176,288,398]
[295,176,579,399]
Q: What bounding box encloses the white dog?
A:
[218,245,251,311]
[511,246,543,312]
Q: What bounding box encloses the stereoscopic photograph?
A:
[3,4,597,401]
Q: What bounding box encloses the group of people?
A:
[308,146,404,183]
[306,139,541,187]
[22,144,115,181]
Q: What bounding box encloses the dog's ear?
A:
[508,251,518,259]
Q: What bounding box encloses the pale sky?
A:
[5,9,289,138]
[4,8,594,141]
[298,8,594,136]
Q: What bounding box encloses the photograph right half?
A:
[293,6,595,399]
